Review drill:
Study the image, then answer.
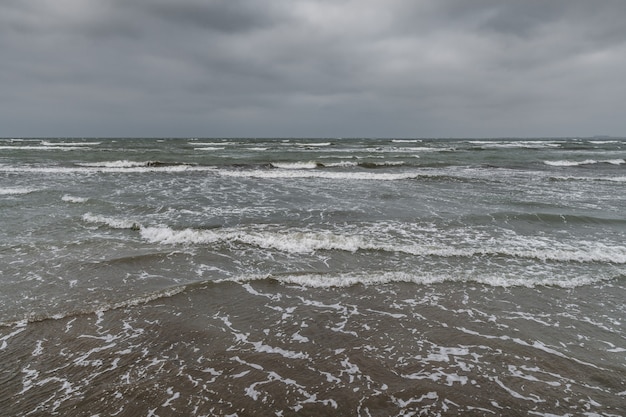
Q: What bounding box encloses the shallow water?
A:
[1,137,625,415]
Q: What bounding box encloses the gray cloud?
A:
[1,0,625,137]
[143,0,281,33]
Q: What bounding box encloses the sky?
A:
[1,0,625,138]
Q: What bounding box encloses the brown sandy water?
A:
[2,279,624,416]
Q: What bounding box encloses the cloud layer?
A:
[2,0,625,137]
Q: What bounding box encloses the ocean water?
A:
[0,137,624,416]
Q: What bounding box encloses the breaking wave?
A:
[230,270,612,289]
[82,213,140,230]
[136,224,626,264]
[62,195,89,203]
[0,187,37,195]
[217,169,423,181]
[269,161,405,170]
[41,141,101,146]
[544,159,625,167]
[76,160,195,169]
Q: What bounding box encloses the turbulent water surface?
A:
[1,137,625,416]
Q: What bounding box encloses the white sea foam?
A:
[140,226,365,253]
[62,195,88,203]
[0,145,85,151]
[550,175,626,183]
[0,187,36,195]
[294,142,332,147]
[138,223,626,265]
[217,169,423,181]
[41,141,101,146]
[472,141,561,149]
[270,161,320,169]
[359,161,406,167]
[0,164,214,174]
[398,146,452,152]
[401,370,468,386]
[77,160,151,168]
[220,266,611,289]
[82,213,139,229]
[189,141,235,146]
[544,159,625,167]
[589,140,619,144]
[321,161,358,167]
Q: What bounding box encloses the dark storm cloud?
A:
[1,0,625,137]
[143,0,281,33]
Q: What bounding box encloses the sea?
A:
[0,137,624,416]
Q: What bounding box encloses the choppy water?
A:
[1,137,625,416]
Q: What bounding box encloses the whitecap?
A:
[139,223,626,264]
[0,187,36,195]
[77,160,152,168]
[270,161,320,169]
[294,142,332,147]
[0,145,84,151]
[217,169,423,181]
[323,161,358,168]
[544,159,624,167]
[82,213,140,229]
[140,226,365,253]
[41,141,101,146]
[62,195,88,203]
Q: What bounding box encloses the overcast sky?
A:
[2,0,625,138]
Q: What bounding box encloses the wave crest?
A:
[544,159,625,167]
[137,224,626,264]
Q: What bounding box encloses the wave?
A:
[228,270,614,289]
[62,195,89,203]
[216,169,424,181]
[41,141,101,146]
[140,226,365,253]
[323,161,359,168]
[3,266,617,329]
[0,187,37,195]
[365,146,454,153]
[357,161,406,168]
[0,145,86,151]
[544,159,625,167]
[76,160,195,168]
[549,175,626,183]
[82,213,141,230]
[0,285,187,328]
[0,163,214,174]
[77,160,152,168]
[137,224,626,264]
[270,161,322,170]
[189,141,236,146]
[483,211,626,226]
[0,162,421,178]
[469,141,562,149]
[269,161,406,170]
[293,142,332,147]
[588,140,620,144]
[3,265,619,329]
